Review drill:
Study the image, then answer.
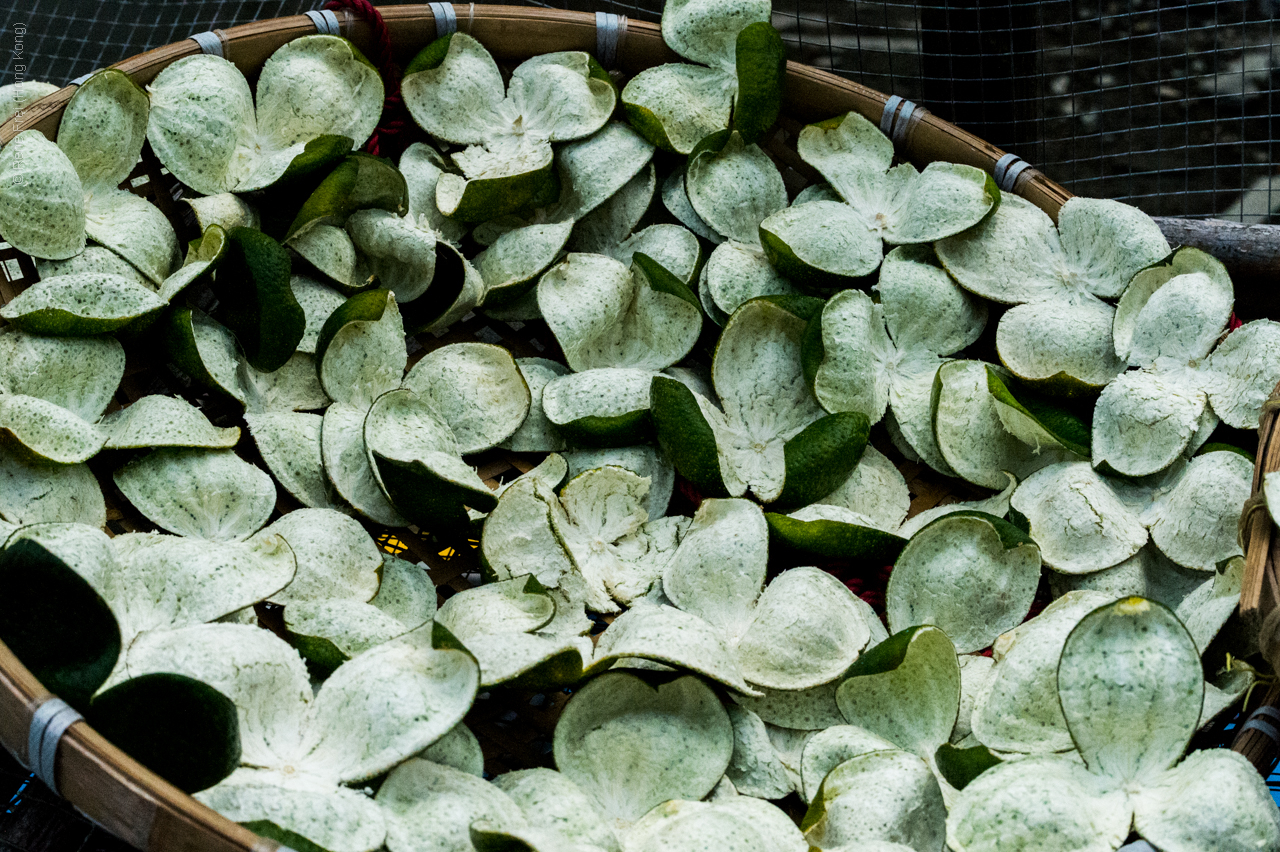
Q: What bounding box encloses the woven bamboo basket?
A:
[1,5,1277,851]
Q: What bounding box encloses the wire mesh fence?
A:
[4,0,1279,221]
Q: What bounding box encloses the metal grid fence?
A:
[4,0,1279,221]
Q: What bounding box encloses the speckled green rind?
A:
[884,162,997,244]
[58,69,148,190]
[1175,557,1245,655]
[885,513,1040,654]
[649,375,729,498]
[284,599,408,668]
[627,798,806,852]
[490,768,620,851]
[588,604,761,696]
[435,575,555,641]
[797,726,897,804]
[202,772,387,852]
[541,368,655,447]
[289,224,370,293]
[996,298,1124,392]
[113,448,275,542]
[163,308,246,405]
[1091,368,1204,477]
[899,473,1016,541]
[317,290,405,409]
[0,331,124,422]
[612,225,702,288]
[159,225,227,303]
[107,532,296,643]
[247,411,335,509]
[498,359,569,453]
[287,152,408,239]
[986,367,1090,458]
[209,227,305,372]
[2,523,116,597]
[553,672,733,823]
[363,389,495,532]
[660,497,765,636]
[766,507,907,563]
[35,247,150,289]
[401,342,531,454]
[262,508,382,605]
[662,0,771,68]
[185,193,260,234]
[836,625,960,760]
[0,537,120,712]
[969,591,1113,755]
[572,164,656,255]
[102,395,239,449]
[1010,461,1147,574]
[724,704,795,799]
[686,132,787,246]
[1057,597,1202,784]
[759,202,882,291]
[802,750,947,852]
[0,445,105,528]
[474,222,574,308]
[661,168,723,241]
[379,758,526,852]
[1048,545,1205,610]
[1130,749,1280,852]
[1057,196,1172,299]
[0,394,104,464]
[621,64,734,156]
[1114,248,1234,366]
[809,288,892,420]
[1203,319,1280,429]
[944,755,1131,852]
[0,131,85,260]
[795,112,894,207]
[84,188,181,285]
[933,360,1066,489]
[816,444,910,530]
[343,208,439,304]
[480,477,577,593]
[547,121,656,224]
[538,253,702,373]
[1148,450,1250,571]
[419,722,483,777]
[0,81,59,124]
[702,241,795,324]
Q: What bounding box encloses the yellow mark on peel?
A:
[1117,596,1150,614]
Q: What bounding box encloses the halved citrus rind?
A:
[795,112,894,208]
[435,575,556,640]
[552,672,734,824]
[765,505,907,564]
[321,402,408,526]
[835,626,961,759]
[402,342,531,454]
[572,164,656,255]
[538,252,702,373]
[184,193,260,234]
[897,472,1017,540]
[35,247,151,289]
[0,271,165,336]
[1175,556,1245,655]
[363,388,495,531]
[933,360,1066,489]
[1114,247,1234,366]
[944,754,1131,852]
[0,394,105,464]
[880,161,998,244]
[995,298,1124,392]
[563,444,674,521]
[289,223,372,293]
[262,508,382,605]
[146,37,381,195]
[317,290,406,408]
[686,132,787,246]
[629,797,806,852]
[545,121,656,224]
[1045,545,1203,607]
[0,81,59,123]
[759,201,882,291]
[474,222,574,308]
[378,759,525,852]
[499,358,570,452]
[986,367,1091,458]
[622,64,734,155]
[610,225,702,287]
[242,352,330,414]
[287,152,408,240]
[101,395,240,450]
[814,444,910,531]
[158,224,228,303]
[1009,461,1147,574]
[809,288,893,420]
[702,240,796,323]
[1147,450,1251,570]
[802,750,947,852]
[113,448,276,542]
[797,725,897,804]
[885,513,1040,654]
[283,599,412,670]
[0,131,85,261]
[1058,598,1202,784]
[969,590,1113,755]
[0,445,105,528]
[1090,368,1205,477]
[724,704,797,800]
[661,166,723,242]
[247,411,334,509]
[0,330,124,422]
[880,244,987,354]
[541,367,655,446]
[1202,318,1280,429]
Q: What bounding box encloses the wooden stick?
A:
[1154,217,1280,281]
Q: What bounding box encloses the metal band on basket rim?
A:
[994,152,1033,193]
[1240,704,1280,744]
[305,9,343,36]
[188,30,226,58]
[430,3,458,37]
[25,697,83,796]
[595,12,627,68]
[879,95,919,146]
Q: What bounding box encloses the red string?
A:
[1228,311,1244,332]
[323,0,414,160]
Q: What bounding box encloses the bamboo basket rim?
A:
[0,5,1272,852]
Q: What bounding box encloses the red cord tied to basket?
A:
[323,0,415,159]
